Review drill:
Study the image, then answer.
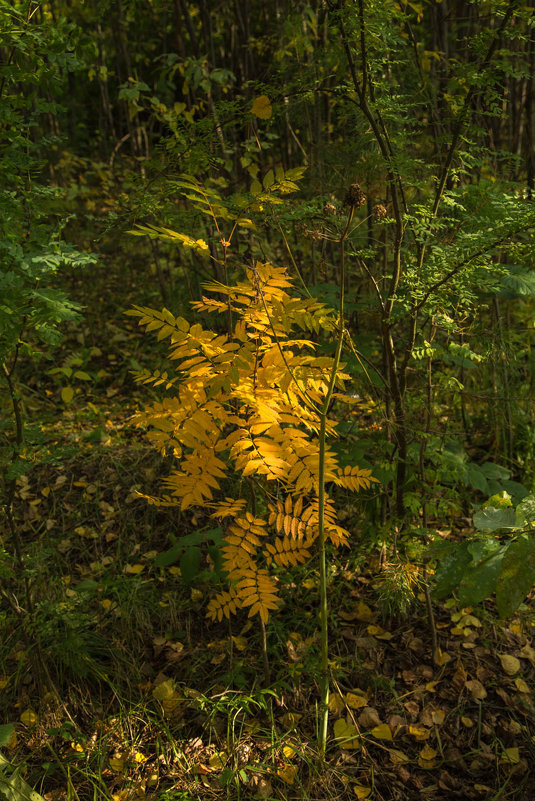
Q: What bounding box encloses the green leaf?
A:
[458,547,504,607]
[0,725,14,747]
[515,495,535,527]
[496,535,535,618]
[179,547,201,583]
[433,542,471,599]
[473,507,517,532]
[0,752,46,801]
[154,542,183,568]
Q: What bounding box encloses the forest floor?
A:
[1,254,535,801]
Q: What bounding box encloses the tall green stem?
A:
[317,207,353,757]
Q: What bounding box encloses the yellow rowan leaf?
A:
[353,784,371,799]
[460,716,473,727]
[109,754,127,772]
[231,636,248,651]
[371,723,392,740]
[282,744,297,759]
[251,95,272,120]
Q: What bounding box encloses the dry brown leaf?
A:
[358,707,381,728]
[465,679,487,700]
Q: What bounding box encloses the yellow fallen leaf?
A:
[41,487,51,497]
[371,723,392,741]
[389,749,410,764]
[501,747,520,764]
[124,563,144,574]
[20,709,38,726]
[346,691,367,709]
[408,725,430,741]
[0,676,9,690]
[434,648,452,665]
[109,755,126,772]
[431,709,445,725]
[353,784,371,799]
[334,717,360,750]
[71,741,84,753]
[461,716,473,728]
[282,744,296,759]
[355,601,375,622]
[190,588,203,603]
[499,654,521,676]
[420,745,437,760]
[251,95,272,120]
[134,752,147,763]
[425,681,439,692]
[418,755,437,769]
[329,694,345,714]
[231,636,248,651]
[277,763,297,785]
[152,679,175,702]
[515,678,531,693]
[208,751,227,769]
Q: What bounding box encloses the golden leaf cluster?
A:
[128,261,377,622]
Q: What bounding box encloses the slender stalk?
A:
[317,206,353,757]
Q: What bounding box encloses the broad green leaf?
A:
[154,542,183,567]
[458,548,504,607]
[473,507,517,532]
[0,725,14,747]
[0,753,45,801]
[496,535,535,618]
[179,547,201,583]
[433,542,471,599]
[516,495,535,526]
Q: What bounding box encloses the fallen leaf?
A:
[389,749,410,764]
[371,723,392,740]
[353,784,371,799]
[499,654,521,676]
[208,751,227,769]
[465,679,487,700]
[346,691,367,709]
[333,717,360,750]
[109,755,126,772]
[500,747,520,764]
[431,710,445,725]
[20,709,38,726]
[461,716,473,728]
[408,725,430,741]
[519,644,535,664]
[420,745,437,760]
[282,745,296,759]
[434,648,452,665]
[281,712,302,729]
[277,763,297,784]
[124,563,144,575]
[515,678,531,693]
[358,707,381,729]
[329,694,345,714]
[231,636,248,651]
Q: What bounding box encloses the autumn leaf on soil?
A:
[346,691,367,709]
[208,751,227,769]
[434,648,452,665]
[281,712,302,729]
[389,749,410,764]
[431,709,445,725]
[499,654,520,676]
[408,725,430,741]
[251,95,272,120]
[109,754,127,772]
[329,693,345,714]
[334,717,360,750]
[20,709,38,726]
[232,635,248,651]
[371,723,392,740]
[277,763,297,784]
[465,679,487,700]
[500,747,520,764]
[353,784,371,799]
[515,678,531,693]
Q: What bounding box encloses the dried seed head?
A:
[323,201,337,216]
[373,203,387,220]
[343,182,366,209]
